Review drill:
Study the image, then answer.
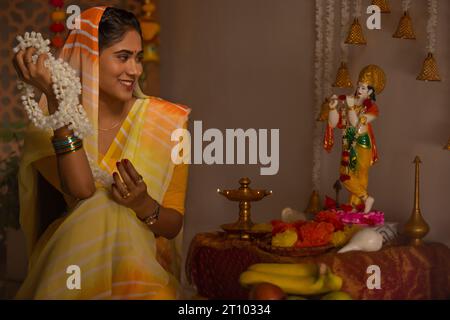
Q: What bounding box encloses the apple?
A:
[249,282,287,300]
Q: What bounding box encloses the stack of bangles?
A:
[52,134,83,155]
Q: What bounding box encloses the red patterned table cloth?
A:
[186,232,450,300]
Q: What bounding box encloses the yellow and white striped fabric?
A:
[16,7,190,299]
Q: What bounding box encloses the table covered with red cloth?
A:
[185,232,450,300]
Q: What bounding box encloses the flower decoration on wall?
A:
[139,0,160,63]
[417,0,441,82]
[49,0,66,48]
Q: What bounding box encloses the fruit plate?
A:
[255,236,335,257]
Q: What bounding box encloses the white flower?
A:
[15,31,109,186]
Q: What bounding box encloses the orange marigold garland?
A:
[270,219,335,248]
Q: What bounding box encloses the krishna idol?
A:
[324,65,386,215]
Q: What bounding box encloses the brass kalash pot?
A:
[217,177,272,240]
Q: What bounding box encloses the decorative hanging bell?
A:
[393,11,416,39]
[333,62,353,88]
[345,18,367,45]
[371,0,390,13]
[417,53,441,82]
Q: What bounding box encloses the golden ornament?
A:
[371,0,390,13]
[393,11,416,40]
[403,156,430,246]
[317,98,331,122]
[445,138,450,151]
[345,18,367,45]
[139,0,160,42]
[333,62,353,88]
[217,178,272,240]
[51,10,66,22]
[417,53,442,82]
[358,65,386,94]
[143,42,159,62]
[304,190,321,214]
[139,18,160,42]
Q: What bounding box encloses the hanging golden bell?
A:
[371,0,390,13]
[393,11,416,39]
[417,53,441,82]
[445,138,450,151]
[345,18,367,45]
[333,62,353,88]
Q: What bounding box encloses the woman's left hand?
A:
[111,159,150,213]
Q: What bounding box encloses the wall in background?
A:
[0,0,448,289]
[157,0,450,269]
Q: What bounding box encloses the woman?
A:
[13,7,190,299]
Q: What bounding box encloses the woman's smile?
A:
[118,79,135,92]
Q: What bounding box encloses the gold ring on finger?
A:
[122,191,131,199]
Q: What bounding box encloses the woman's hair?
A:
[98,7,143,51]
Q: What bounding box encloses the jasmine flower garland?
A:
[13,32,93,139]
[14,32,113,188]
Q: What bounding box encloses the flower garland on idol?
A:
[14,32,113,187]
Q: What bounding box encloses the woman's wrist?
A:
[45,90,59,115]
[133,194,159,220]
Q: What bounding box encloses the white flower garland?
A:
[14,32,93,139]
[14,32,113,188]
[340,0,351,63]
[323,0,336,98]
[402,0,412,12]
[426,0,438,54]
[312,0,325,191]
[88,155,114,187]
[354,0,363,18]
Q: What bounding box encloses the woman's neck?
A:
[98,91,135,126]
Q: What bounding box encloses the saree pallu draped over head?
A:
[17,7,190,299]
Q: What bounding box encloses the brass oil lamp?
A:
[217,177,272,240]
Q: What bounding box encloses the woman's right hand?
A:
[12,47,54,101]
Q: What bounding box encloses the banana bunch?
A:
[239,263,343,296]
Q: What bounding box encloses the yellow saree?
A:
[16,7,190,299]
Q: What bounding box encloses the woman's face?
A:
[99,30,144,103]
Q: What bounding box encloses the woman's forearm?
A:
[47,93,96,199]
